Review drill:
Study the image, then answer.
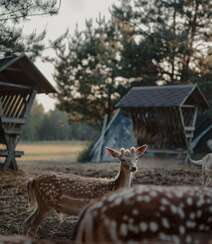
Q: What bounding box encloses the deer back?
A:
[27,174,116,209]
[74,185,212,243]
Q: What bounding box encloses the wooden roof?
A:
[0,54,56,94]
[116,84,209,109]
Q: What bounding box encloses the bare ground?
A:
[0,157,205,242]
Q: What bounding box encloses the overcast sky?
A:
[23,0,117,111]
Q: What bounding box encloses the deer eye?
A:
[122,159,128,163]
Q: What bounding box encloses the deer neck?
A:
[113,164,133,190]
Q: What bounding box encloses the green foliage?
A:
[0,0,60,59]
[77,142,94,163]
[52,16,129,125]
[38,109,70,140]
[112,0,212,84]
[22,100,99,141]
[22,100,45,140]
[51,0,212,125]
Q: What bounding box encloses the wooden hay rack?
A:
[0,54,56,170]
[116,84,209,160]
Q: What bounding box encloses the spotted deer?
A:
[189,153,212,186]
[74,185,212,244]
[24,145,148,237]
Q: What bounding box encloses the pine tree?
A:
[52,16,131,125]
[0,0,60,59]
[52,0,212,125]
[112,0,212,84]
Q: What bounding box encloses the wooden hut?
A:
[116,84,209,159]
[0,54,56,170]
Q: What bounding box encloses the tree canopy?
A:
[22,101,99,141]
[52,0,212,125]
[52,17,129,124]
[0,0,61,59]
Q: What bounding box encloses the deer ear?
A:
[105,147,120,158]
[136,145,148,156]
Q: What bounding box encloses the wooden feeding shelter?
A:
[116,84,209,159]
[0,54,56,170]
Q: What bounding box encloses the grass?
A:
[16,140,88,163]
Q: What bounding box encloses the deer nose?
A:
[131,166,137,172]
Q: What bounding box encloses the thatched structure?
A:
[116,84,209,158]
[0,54,56,170]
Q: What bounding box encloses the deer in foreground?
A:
[74,185,212,244]
[24,145,148,237]
[189,153,212,186]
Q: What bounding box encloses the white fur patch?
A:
[140,222,148,232]
[149,222,158,232]
[161,218,170,229]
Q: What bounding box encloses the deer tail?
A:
[27,179,37,210]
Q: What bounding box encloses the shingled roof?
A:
[0,54,56,94]
[116,84,209,109]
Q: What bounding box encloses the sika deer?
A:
[189,153,212,185]
[24,145,148,237]
[74,185,212,244]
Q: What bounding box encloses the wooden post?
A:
[23,90,37,120]
[96,114,108,162]
[90,110,120,156]
[179,106,198,164]
[2,90,36,170]
[3,135,18,170]
[179,107,190,163]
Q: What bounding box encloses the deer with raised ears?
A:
[24,145,148,237]
[74,185,212,244]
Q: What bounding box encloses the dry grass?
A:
[0,162,203,241]
[16,141,88,163]
[0,141,206,241]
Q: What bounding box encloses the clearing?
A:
[0,141,203,241]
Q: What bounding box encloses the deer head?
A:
[106,145,148,172]
[105,145,148,188]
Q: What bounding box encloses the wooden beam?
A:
[90,109,120,156]
[0,100,3,117]
[184,126,195,131]
[0,55,24,73]
[5,67,23,72]
[23,90,36,120]
[179,107,185,128]
[185,134,194,138]
[0,150,24,157]
[1,117,25,124]
[96,114,108,162]
[4,128,22,135]
[179,107,191,162]
[181,105,195,108]
[2,135,18,170]
[0,81,31,90]
[192,107,198,127]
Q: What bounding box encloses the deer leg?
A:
[24,207,48,237]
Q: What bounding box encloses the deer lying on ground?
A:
[189,153,212,186]
[74,184,212,244]
[24,145,148,237]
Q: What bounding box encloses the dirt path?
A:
[0,159,202,241]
